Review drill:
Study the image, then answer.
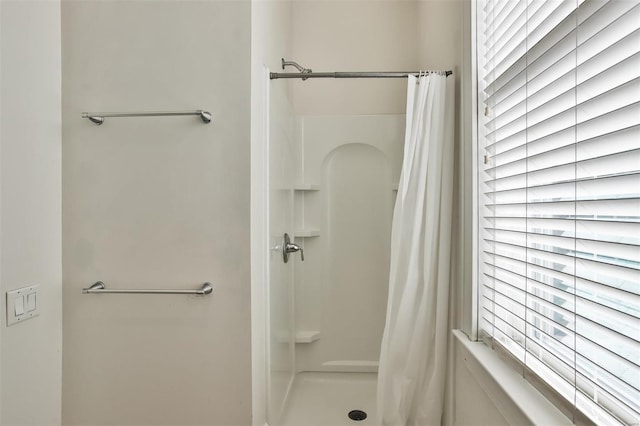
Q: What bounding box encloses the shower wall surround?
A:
[293,115,404,373]
[61,2,251,424]
[267,83,296,422]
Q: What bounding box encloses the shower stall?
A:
[254,58,453,425]
[258,60,406,425]
[279,113,403,425]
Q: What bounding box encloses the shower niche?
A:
[291,114,405,373]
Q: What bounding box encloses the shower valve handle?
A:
[283,233,304,263]
[286,243,304,261]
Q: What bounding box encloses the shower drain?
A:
[348,410,367,421]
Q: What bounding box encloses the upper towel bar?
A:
[82,110,212,125]
[82,281,213,295]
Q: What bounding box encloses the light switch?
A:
[26,293,36,312]
[14,296,25,316]
[6,285,40,326]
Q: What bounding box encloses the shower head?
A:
[281,58,312,80]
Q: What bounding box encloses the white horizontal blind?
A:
[477,1,640,424]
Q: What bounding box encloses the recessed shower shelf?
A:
[295,229,320,238]
[295,331,321,343]
[294,184,320,191]
[274,330,321,343]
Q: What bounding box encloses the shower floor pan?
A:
[282,372,379,426]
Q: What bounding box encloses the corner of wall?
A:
[0,2,3,417]
[0,0,63,424]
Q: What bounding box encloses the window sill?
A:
[453,329,573,426]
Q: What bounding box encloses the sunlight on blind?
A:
[477,1,640,424]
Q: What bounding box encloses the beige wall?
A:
[291,0,420,115]
[417,0,463,70]
[289,0,464,116]
[0,1,63,424]
[61,1,251,424]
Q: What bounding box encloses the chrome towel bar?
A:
[81,110,212,125]
[82,281,213,295]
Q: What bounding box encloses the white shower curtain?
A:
[377,73,454,426]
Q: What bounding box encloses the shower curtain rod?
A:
[270,58,452,80]
[270,70,453,80]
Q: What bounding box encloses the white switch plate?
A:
[6,285,40,326]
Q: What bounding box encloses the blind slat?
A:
[484,260,640,317]
[488,125,640,171]
[486,147,640,187]
[486,54,640,136]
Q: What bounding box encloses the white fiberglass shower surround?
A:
[252,59,454,426]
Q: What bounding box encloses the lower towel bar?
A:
[82,281,213,295]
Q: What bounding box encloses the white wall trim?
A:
[250,63,270,426]
[466,0,479,342]
[0,2,3,417]
[453,330,572,426]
